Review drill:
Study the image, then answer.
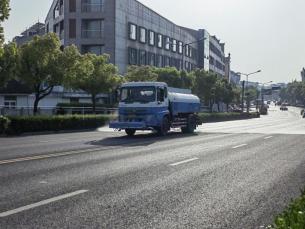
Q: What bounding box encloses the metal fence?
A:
[0,106,118,116]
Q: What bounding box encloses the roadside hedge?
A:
[4,115,115,135]
[273,189,305,228]
[0,116,10,134]
[198,112,260,123]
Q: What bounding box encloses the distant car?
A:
[259,105,268,115]
[267,101,271,105]
[280,105,288,111]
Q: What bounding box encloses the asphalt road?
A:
[1,106,305,228]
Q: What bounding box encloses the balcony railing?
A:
[81,3,103,12]
[81,30,102,38]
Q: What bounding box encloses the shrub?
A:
[198,112,260,123]
[5,115,115,135]
[0,116,10,134]
[273,189,305,228]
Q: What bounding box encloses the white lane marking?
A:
[264,136,273,140]
[0,190,88,217]
[0,148,103,165]
[170,157,199,166]
[232,144,248,149]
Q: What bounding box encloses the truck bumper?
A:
[109,121,148,130]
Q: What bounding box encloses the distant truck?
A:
[109,82,202,136]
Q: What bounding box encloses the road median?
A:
[198,112,260,123]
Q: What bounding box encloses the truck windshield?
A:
[120,86,156,103]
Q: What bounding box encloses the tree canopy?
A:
[0,42,18,87]
[19,33,65,114]
[280,81,305,106]
[0,0,10,45]
[66,53,122,112]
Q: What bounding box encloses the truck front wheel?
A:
[157,117,170,136]
[181,115,196,134]
[125,129,136,136]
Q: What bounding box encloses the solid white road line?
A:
[232,144,248,149]
[0,190,88,217]
[169,157,199,166]
[0,148,103,165]
[264,136,273,140]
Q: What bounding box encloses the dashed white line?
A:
[264,136,273,140]
[0,190,88,217]
[232,144,248,149]
[169,157,199,166]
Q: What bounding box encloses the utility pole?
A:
[241,80,245,113]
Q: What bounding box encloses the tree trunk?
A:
[33,93,40,115]
[91,94,96,114]
[33,86,54,115]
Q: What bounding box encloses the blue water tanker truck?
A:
[109,82,202,136]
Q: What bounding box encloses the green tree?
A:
[125,65,157,82]
[280,81,305,105]
[0,0,10,46]
[232,86,242,105]
[154,67,182,88]
[19,33,64,114]
[0,42,19,87]
[67,53,122,113]
[180,70,194,89]
[192,69,217,110]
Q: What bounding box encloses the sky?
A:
[3,0,305,83]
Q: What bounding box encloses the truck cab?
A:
[110,82,201,136]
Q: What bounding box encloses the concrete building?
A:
[13,22,45,45]
[301,68,305,82]
[45,0,228,76]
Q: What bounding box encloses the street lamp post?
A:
[237,70,262,113]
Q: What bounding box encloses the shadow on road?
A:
[86,131,202,147]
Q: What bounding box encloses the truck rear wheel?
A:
[157,117,169,136]
[125,129,136,136]
[181,115,196,134]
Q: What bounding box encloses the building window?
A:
[4,96,17,109]
[129,23,137,41]
[164,56,170,66]
[157,34,163,48]
[69,0,76,12]
[139,27,147,43]
[164,37,170,50]
[156,54,163,67]
[189,47,193,58]
[128,47,137,65]
[185,45,190,57]
[148,30,155,46]
[139,50,147,65]
[69,19,76,38]
[82,45,104,55]
[82,19,104,38]
[82,0,104,12]
[172,39,177,52]
[148,52,155,66]
[178,41,183,54]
